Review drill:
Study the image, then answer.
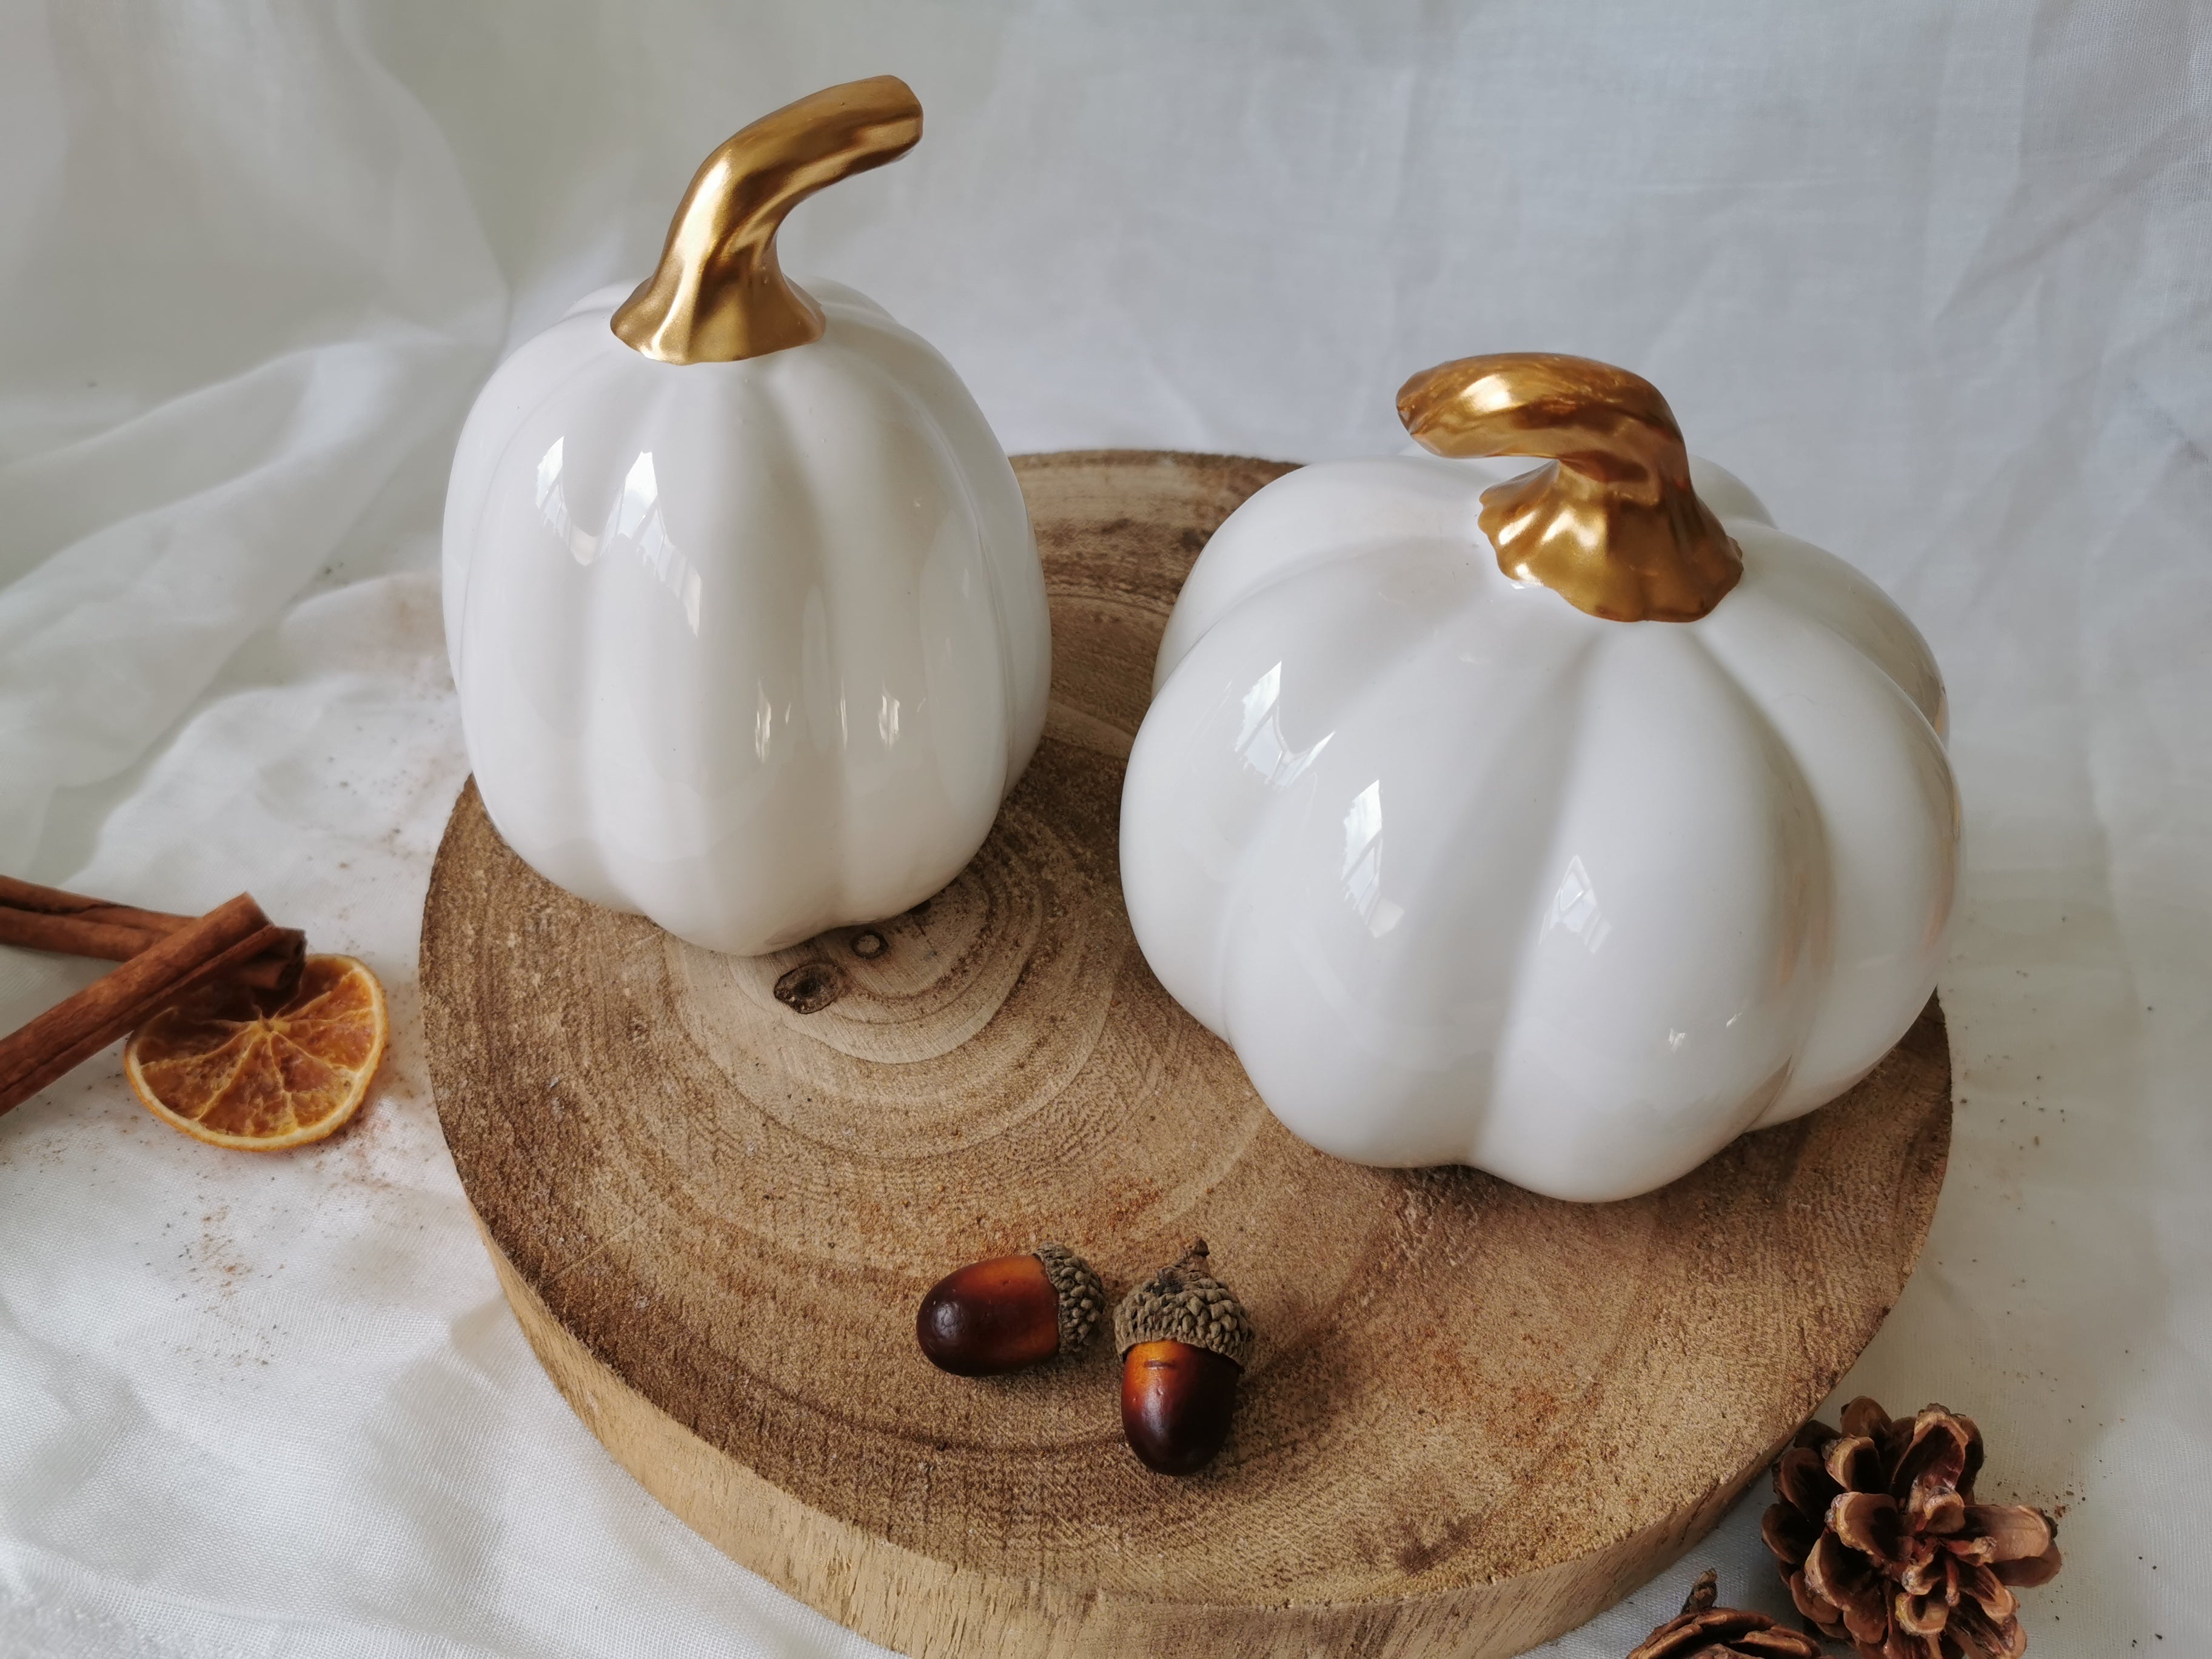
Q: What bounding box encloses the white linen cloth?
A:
[2,4,2206,1653]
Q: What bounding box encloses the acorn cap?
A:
[1034,1244,1107,1355]
[1112,1239,1253,1369]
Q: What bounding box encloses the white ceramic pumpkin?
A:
[1120,355,1957,1202]
[442,78,1049,954]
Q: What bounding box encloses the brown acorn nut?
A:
[1113,1239,1253,1475]
[915,1245,1104,1376]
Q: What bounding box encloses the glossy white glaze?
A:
[443,281,1049,954]
[1121,452,1956,1201]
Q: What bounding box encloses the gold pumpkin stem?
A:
[611,76,923,364]
[1395,353,1741,623]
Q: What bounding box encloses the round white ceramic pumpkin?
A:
[1119,355,1957,1202]
[441,79,1049,954]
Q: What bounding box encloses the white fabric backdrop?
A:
[2,3,2207,1653]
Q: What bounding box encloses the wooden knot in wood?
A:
[773,961,846,1014]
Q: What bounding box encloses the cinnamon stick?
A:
[0,893,305,1119]
[0,876,298,991]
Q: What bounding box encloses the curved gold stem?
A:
[611,76,923,364]
[1396,354,1741,623]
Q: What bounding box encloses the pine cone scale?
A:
[1829,1491,1907,1566]
[1909,1483,1968,1536]
[1761,1501,1818,1568]
[1959,1420,1986,1493]
[1735,1634,1828,1657]
[1840,1398,1891,1438]
[1962,1504,2054,1563]
[1825,1434,1882,1491]
[1991,1546,2062,1590]
[1805,1532,1890,1644]
[1889,1406,1975,1503]
[1952,1600,2029,1659]
[1894,1589,1947,1638]
[1786,1566,1846,1640]
[1777,1447,1838,1513]
[1970,1568,2019,1624]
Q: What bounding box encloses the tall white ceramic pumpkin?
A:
[443,78,1048,954]
[1120,355,1957,1202]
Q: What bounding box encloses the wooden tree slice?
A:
[421,449,1951,1659]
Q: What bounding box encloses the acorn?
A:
[1113,1239,1253,1476]
[915,1244,1105,1376]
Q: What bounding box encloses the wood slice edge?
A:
[479,1207,1823,1659]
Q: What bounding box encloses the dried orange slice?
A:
[124,955,386,1150]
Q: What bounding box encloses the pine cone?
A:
[1626,1570,1824,1658]
[1762,1398,2063,1659]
